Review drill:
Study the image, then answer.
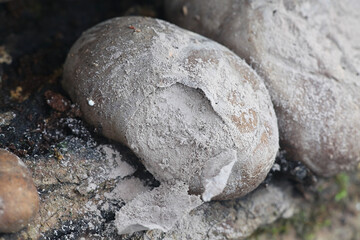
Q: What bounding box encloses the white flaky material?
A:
[115,181,202,234]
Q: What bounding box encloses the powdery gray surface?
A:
[165,0,360,176]
[104,177,151,203]
[115,181,202,234]
[143,181,298,240]
[62,16,279,200]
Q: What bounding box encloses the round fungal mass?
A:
[0,149,40,233]
[62,16,279,200]
[165,0,360,176]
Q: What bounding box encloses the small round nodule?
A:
[0,149,40,233]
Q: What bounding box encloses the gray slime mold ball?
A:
[165,0,360,176]
[62,16,279,200]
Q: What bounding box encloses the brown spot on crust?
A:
[260,132,269,144]
[231,109,258,132]
[225,53,259,89]
[253,131,270,154]
[227,90,245,107]
[186,49,219,66]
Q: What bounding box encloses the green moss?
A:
[335,173,350,202]
[250,205,333,240]
[57,141,69,151]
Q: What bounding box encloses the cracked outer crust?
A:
[62,16,279,200]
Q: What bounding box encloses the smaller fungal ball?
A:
[0,149,40,233]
